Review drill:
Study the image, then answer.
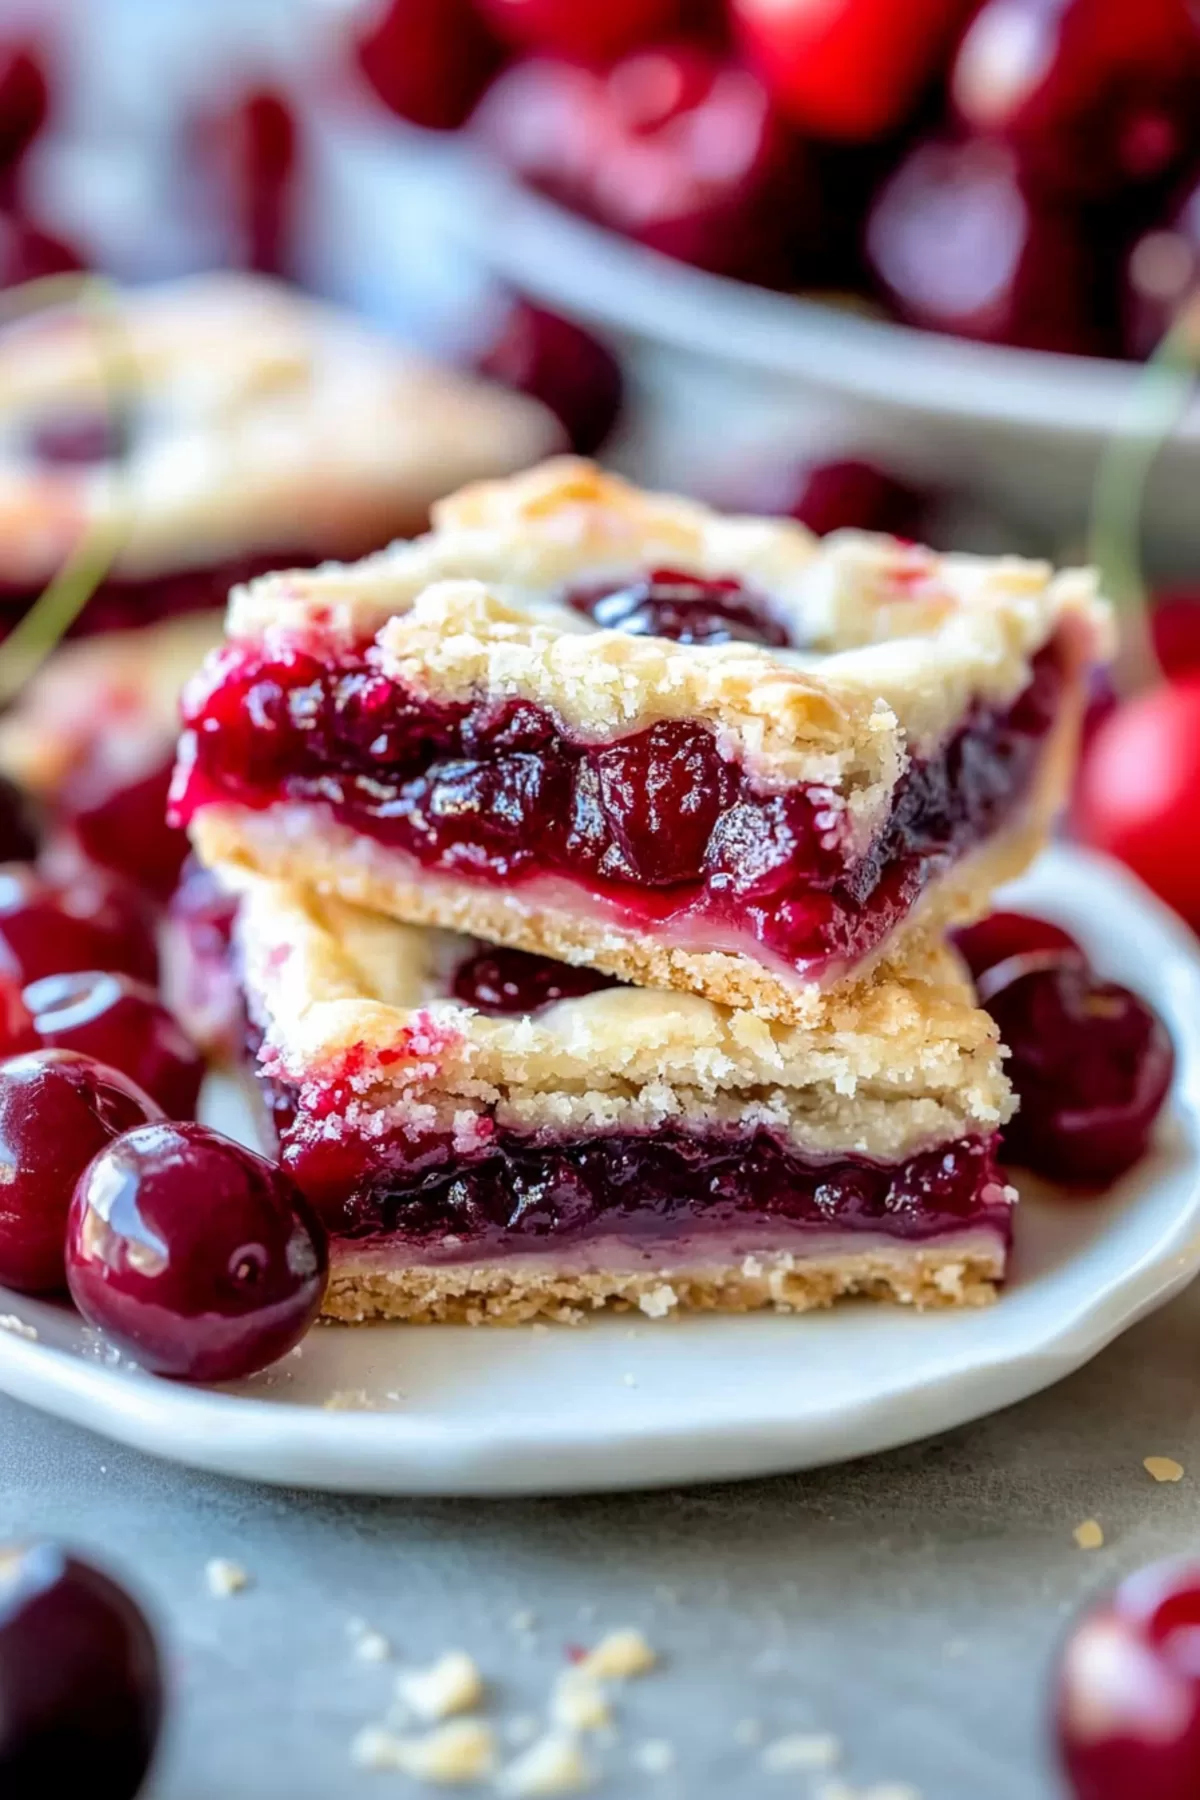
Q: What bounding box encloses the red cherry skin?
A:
[476,0,683,62]
[0,211,82,290]
[0,776,39,865]
[983,954,1174,1183]
[1124,181,1200,359]
[59,751,187,903]
[1151,590,1200,680]
[200,88,296,276]
[452,944,619,1012]
[0,1050,161,1294]
[0,41,49,172]
[25,971,204,1121]
[475,301,621,454]
[866,135,1118,354]
[0,866,158,987]
[0,1543,163,1800]
[953,0,1200,205]
[1075,679,1200,927]
[356,0,503,132]
[733,0,977,141]
[67,1123,329,1382]
[1057,1558,1200,1800]
[953,909,1084,982]
[785,458,928,538]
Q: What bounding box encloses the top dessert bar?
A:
[176,458,1111,1021]
[0,272,560,631]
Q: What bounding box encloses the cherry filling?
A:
[274,1117,1012,1253]
[567,568,792,647]
[0,547,317,639]
[175,634,1064,977]
[451,944,619,1013]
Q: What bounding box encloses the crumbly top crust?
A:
[234,870,1010,1132]
[0,274,561,583]
[0,610,222,795]
[223,457,1110,792]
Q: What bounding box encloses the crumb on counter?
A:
[552,1668,611,1734]
[576,1628,657,1680]
[1144,1455,1185,1483]
[398,1651,486,1721]
[761,1732,840,1771]
[205,1557,251,1596]
[497,1732,594,1796]
[352,1718,496,1784]
[1073,1520,1104,1551]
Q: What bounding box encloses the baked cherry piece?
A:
[1075,680,1200,927]
[953,910,1083,982]
[981,954,1174,1183]
[0,40,49,173]
[475,301,622,455]
[355,0,502,132]
[453,945,618,1013]
[568,567,790,646]
[0,1543,162,1800]
[58,749,186,902]
[0,1050,160,1293]
[0,866,157,987]
[477,0,682,61]
[1124,179,1200,359]
[475,46,815,281]
[25,972,204,1120]
[865,135,1118,354]
[733,0,976,140]
[67,1123,329,1381]
[952,0,1200,206]
[1057,1558,1200,1800]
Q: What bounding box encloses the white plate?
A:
[0,844,1196,1496]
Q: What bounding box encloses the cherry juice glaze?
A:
[173,629,1065,979]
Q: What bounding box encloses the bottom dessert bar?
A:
[230,872,1016,1325]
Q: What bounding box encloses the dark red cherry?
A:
[190,87,296,276]
[0,1543,162,1800]
[591,719,729,885]
[67,1123,329,1382]
[25,972,204,1120]
[952,0,1200,205]
[953,909,1084,983]
[356,0,503,132]
[58,750,187,902]
[1057,1557,1200,1800]
[452,945,619,1013]
[0,775,39,864]
[475,301,622,456]
[0,1050,160,1293]
[476,0,683,62]
[1151,588,1200,679]
[1124,179,1200,359]
[0,866,157,987]
[0,41,49,172]
[782,457,929,539]
[568,567,791,647]
[0,210,82,290]
[982,954,1174,1183]
[865,135,1118,354]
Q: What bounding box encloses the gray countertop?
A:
[4,1282,1199,1800]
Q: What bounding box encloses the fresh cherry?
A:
[0,1050,160,1293]
[1057,1557,1200,1800]
[58,749,187,902]
[67,1123,329,1382]
[0,40,49,173]
[25,972,203,1121]
[476,0,683,61]
[195,87,297,276]
[865,135,1118,354]
[568,567,790,646]
[952,0,1200,205]
[356,0,503,132]
[1124,178,1200,359]
[1075,679,1200,928]
[783,458,929,538]
[733,0,977,140]
[0,866,157,987]
[1151,591,1200,679]
[981,954,1174,1182]
[0,776,39,865]
[475,300,622,455]
[452,945,619,1013]
[0,211,82,291]
[953,910,1084,982]
[0,1543,162,1800]
[475,46,814,281]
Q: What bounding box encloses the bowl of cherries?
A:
[331,0,1200,555]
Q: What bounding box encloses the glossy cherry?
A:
[452,945,618,1013]
[1057,1557,1200,1800]
[1124,178,1200,359]
[953,910,1083,982]
[733,0,976,140]
[866,135,1117,354]
[0,40,49,173]
[952,0,1200,205]
[475,46,813,281]
[0,866,157,987]
[981,954,1174,1182]
[0,1543,162,1800]
[568,567,790,646]
[1151,590,1200,679]
[0,1049,160,1293]
[476,0,682,62]
[58,748,187,901]
[475,300,622,455]
[67,1122,329,1382]
[0,776,39,865]
[356,0,503,132]
[25,972,204,1120]
[0,211,82,291]
[1075,679,1200,928]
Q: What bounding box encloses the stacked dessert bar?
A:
[172,460,1110,1324]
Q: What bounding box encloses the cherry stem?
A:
[0,274,134,705]
[1088,297,1200,696]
